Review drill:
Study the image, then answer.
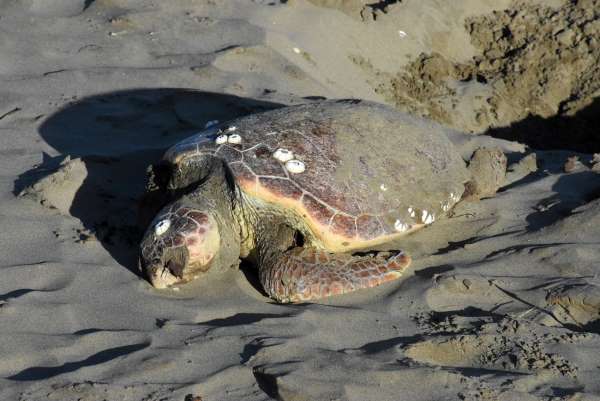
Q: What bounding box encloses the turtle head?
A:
[139,201,221,288]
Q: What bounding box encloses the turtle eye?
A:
[154,219,171,236]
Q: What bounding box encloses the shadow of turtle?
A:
[18,89,283,276]
[485,96,600,153]
[526,170,600,231]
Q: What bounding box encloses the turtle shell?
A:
[164,100,470,251]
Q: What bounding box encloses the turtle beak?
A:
[139,254,188,289]
[148,261,181,289]
[166,259,185,279]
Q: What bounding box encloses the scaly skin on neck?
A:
[189,160,299,277]
[183,158,293,268]
[184,161,247,274]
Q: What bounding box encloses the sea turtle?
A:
[139,99,472,303]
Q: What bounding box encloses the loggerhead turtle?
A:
[139,100,471,303]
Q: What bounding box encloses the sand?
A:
[1,0,600,400]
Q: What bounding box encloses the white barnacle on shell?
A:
[408,207,416,218]
[380,183,388,191]
[154,219,171,236]
[441,200,450,212]
[421,210,435,225]
[273,148,294,163]
[394,219,409,232]
[227,134,242,144]
[215,134,228,144]
[226,126,237,132]
[285,159,306,174]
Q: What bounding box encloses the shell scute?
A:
[301,194,335,228]
[329,213,357,239]
[247,151,288,177]
[228,162,256,189]
[356,215,385,241]
[215,145,242,163]
[258,177,303,201]
[253,144,273,159]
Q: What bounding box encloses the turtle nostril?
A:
[166,259,185,279]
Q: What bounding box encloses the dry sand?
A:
[1,0,600,400]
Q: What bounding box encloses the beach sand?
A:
[1,0,599,400]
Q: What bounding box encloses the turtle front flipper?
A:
[259,249,411,303]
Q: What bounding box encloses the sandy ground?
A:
[1,0,600,400]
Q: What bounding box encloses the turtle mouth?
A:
[165,259,185,279]
[140,255,188,289]
[152,261,183,289]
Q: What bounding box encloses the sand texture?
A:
[1,0,600,400]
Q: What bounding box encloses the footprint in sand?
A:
[547,283,600,333]
[17,381,175,401]
[405,318,578,377]
[425,274,511,311]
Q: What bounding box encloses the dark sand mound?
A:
[353,0,600,151]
